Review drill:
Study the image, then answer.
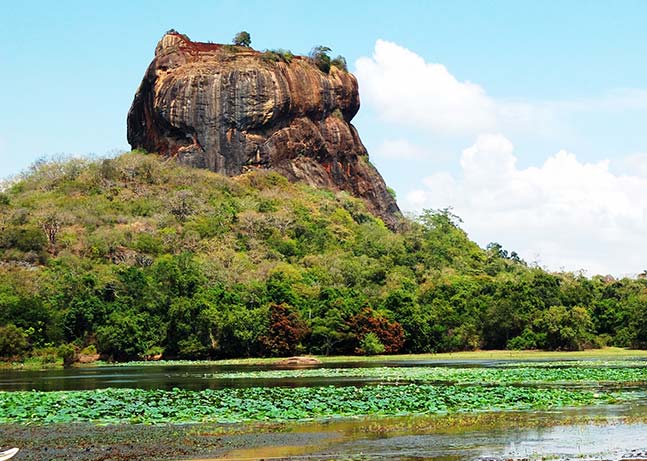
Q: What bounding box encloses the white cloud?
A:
[617,153,647,178]
[404,134,647,276]
[357,39,647,275]
[355,41,647,141]
[355,40,496,135]
[373,139,427,159]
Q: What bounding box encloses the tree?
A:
[0,324,28,358]
[96,310,163,361]
[534,305,594,351]
[232,31,251,47]
[260,303,309,356]
[309,46,332,73]
[40,213,63,253]
[348,307,404,354]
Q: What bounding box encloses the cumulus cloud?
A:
[355,40,496,135]
[355,41,647,141]
[617,153,647,178]
[405,134,647,275]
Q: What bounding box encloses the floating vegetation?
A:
[202,363,647,386]
[0,384,622,425]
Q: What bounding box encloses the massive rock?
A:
[127,32,400,228]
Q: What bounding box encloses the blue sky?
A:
[2,1,647,275]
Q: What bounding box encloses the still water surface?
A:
[2,359,647,460]
[0,358,623,391]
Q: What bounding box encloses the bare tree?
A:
[170,190,196,222]
[40,213,62,253]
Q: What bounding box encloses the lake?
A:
[1,357,647,460]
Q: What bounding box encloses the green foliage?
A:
[96,310,162,361]
[232,31,251,47]
[349,307,404,354]
[57,343,76,367]
[535,305,594,351]
[206,361,647,385]
[358,332,385,355]
[309,46,332,73]
[261,49,294,64]
[1,153,646,361]
[0,382,617,424]
[0,192,10,206]
[308,48,347,73]
[0,324,28,358]
[30,346,60,365]
[330,55,348,71]
[0,225,47,252]
[80,344,97,355]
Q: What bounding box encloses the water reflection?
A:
[207,405,647,461]
[1,358,646,392]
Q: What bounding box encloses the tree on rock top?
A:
[233,31,251,47]
[309,46,332,73]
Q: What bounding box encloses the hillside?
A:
[0,153,646,362]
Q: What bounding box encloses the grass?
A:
[3,347,646,371]
[87,347,647,368]
[0,357,64,370]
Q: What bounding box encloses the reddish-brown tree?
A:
[260,303,309,357]
[348,307,405,354]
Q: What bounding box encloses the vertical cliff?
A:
[127,32,400,228]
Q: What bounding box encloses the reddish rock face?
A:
[127,33,400,228]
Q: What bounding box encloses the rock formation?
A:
[127,32,400,228]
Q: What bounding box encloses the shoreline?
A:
[3,347,647,371]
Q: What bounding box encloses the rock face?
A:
[127,33,400,228]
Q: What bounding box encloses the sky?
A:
[2,1,647,276]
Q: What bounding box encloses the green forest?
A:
[1,153,647,363]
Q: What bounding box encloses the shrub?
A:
[31,346,59,364]
[0,226,47,252]
[57,343,76,367]
[358,332,385,355]
[507,328,542,350]
[0,324,28,358]
[331,55,348,71]
[261,49,294,64]
[80,344,97,355]
[170,190,196,222]
[96,310,161,361]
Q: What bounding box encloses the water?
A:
[208,404,647,461]
[2,357,641,392]
[0,360,512,391]
[3,359,647,460]
[0,363,398,391]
